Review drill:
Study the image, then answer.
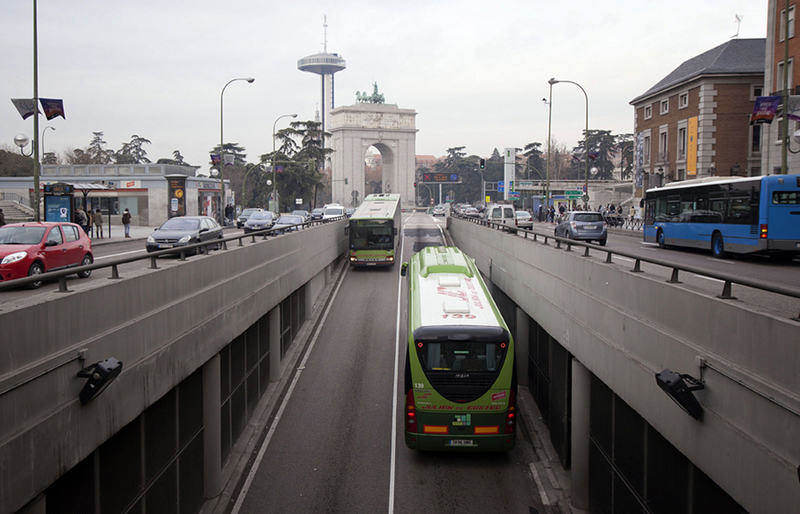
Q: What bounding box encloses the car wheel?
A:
[27,261,44,289]
[711,232,726,258]
[657,229,667,249]
[77,254,93,278]
[554,228,558,237]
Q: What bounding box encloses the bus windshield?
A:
[417,341,505,372]
[350,220,394,250]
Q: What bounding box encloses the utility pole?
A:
[782,0,791,173]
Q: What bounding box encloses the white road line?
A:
[528,462,552,506]
[388,233,405,514]
[95,249,146,260]
[615,256,635,264]
[231,264,349,514]
[707,257,736,264]
[641,242,659,247]
[693,274,725,283]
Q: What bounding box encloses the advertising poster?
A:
[686,117,698,176]
[166,176,187,218]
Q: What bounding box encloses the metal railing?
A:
[0,216,347,293]
[452,214,800,319]
[0,192,33,211]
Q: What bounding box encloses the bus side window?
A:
[709,196,726,223]
[645,200,655,224]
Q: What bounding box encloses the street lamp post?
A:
[546,81,554,215]
[549,78,590,207]
[32,0,41,221]
[219,77,255,224]
[271,113,298,212]
[41,126,54,160]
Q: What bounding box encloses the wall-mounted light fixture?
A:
[77,358,123,405]
[655,369,705,420]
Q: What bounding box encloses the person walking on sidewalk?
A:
[0,208,5,227]
[94,209,104,239]
[122,208,132,238]
[75,207,88,235]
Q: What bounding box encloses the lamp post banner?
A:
[11,98,40,120]
[39,98,65,120]
[634,132,644,188]
[749,95,781,124]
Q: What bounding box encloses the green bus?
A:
[401,246,516,451]
[348,193,402,267]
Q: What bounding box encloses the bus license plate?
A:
[447,439,476,448]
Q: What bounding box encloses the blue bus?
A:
[643,175,800,258]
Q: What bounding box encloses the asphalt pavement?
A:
[235,213,553,513]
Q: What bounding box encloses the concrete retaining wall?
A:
[0,221,347,513]
[448,217,800,514]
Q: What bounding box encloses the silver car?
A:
[554,212,607,246]
[515,210,533,229]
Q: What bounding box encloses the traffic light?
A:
[413,182,417,188]
[479,158,485,170]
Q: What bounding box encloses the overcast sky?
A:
[2,1,767,171]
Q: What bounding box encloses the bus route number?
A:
[441,313,476,319]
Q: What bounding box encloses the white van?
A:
[486,203,517,232]
[322,203,345,220]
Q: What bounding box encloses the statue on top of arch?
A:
[355,82,385,104]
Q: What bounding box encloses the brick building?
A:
[630,39,765,191]
[762,0,800,174]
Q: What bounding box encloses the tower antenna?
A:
[323,14,328,52]
[731,14,742,39]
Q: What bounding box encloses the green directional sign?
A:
[565,189,583,198]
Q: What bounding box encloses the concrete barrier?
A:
[448,216,800,514]
[0,220,347,513]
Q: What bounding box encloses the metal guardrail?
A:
[0,216,347,293]
[452,214,800,319]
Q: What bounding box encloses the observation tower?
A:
[297,16,346,148]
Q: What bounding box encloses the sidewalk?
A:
[89,225,241,246]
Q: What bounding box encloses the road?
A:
[524,221,800,320]
[235,213,547,513]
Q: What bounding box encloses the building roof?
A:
[630,38,765,105]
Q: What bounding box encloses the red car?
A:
[0,222,93,288]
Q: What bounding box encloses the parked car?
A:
[272,214,304,234]
[291,210,310,222]
[515,210,533,229]
[0,222,93,288]
[237,208,263,228]
[486,203,517,232]
[554,211,607,245]
[243,211,276,233]
[464,207,480,218]
[146,216,223,253]
[322,204,345,220]
[432,205,446,217]
[345,208,355,217]
[310,208,325,220]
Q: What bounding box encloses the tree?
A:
[571,129,616,180]
[0,147,33,176]
[615,133,634,180]
[86,131,114,164]
[115,134,151,164]
[64,148,92,165]
[209,142,247,170]
[41,152,58,165]
[523,142,545,180]
[156,149,192,167]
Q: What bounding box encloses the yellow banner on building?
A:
[687,116,698,176]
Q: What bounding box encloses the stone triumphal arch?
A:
[329,102,417,207]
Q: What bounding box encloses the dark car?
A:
[345,208,355,217]
[243,211,275,233]
[0,222,93,288]
[554,211,607,245]
[146,216,223,253]
[236,208,263,228]
[272,215,304,234]
[310,208,324,221]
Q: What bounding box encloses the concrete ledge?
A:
[448,216,800,514]
[0,220,347,514]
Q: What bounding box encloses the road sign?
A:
[295,198,303,205]
[422,173,461,183]
[515,180,535,190]
[498,186,505,192]
[497,181,504,186]
[509,191,520,198]
[565,189,582,198]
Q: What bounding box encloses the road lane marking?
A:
[528,462,552,506]
[95,249,146,260]
[231,264,349,514]
[693,274,725,283]
[707,257,736,264]
[388,233,405,514]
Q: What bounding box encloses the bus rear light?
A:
[416,342,423,348]
[504,388,517,434]
[423,425,449,434]
[760,224,768,238]
[500,342,506,349]
[405,389,417,432]
[474,426,499,434]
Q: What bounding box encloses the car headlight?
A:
[147,235,155,243]
[178,235,192,243]
[1,251,27,265]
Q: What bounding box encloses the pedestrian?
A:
[94,208,104,238]
[75,207,88,234]
[122,208,132,238]
[225,204,234,226]
[0,208,5,227]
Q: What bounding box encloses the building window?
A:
[678,92,689,109]
[658,130,668,162]
[677,127,687,160]
[752,85,763,99]
[643,135,651,162]
[777,59,794,90]
[752,124,762,154]
[660,99,669,115]
[780,6,796,41]
[644,105,652,120]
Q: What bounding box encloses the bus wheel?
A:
[657,229,667,249]
[711,232,726,258]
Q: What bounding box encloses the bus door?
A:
[765,177,800,243]
[643,198,657,242]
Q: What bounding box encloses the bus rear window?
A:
[417,341,505,372]
[772,191,799,204]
